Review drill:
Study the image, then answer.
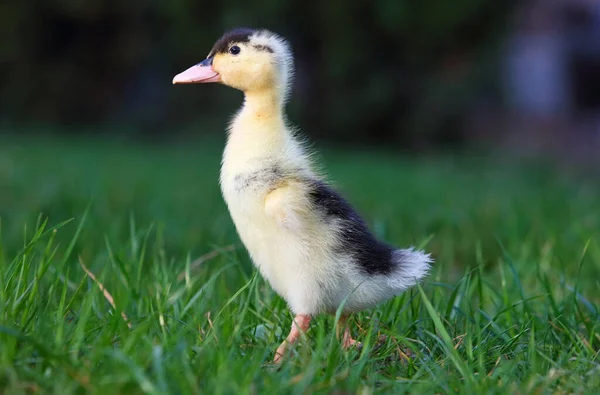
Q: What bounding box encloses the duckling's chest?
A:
[220,161,297,292]
[218,118,314,296]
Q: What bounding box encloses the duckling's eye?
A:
[229,46,241,55]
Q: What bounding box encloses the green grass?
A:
[1,137,599,394]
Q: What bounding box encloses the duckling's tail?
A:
[387,247,433,290]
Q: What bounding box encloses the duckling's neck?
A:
[224,88,287,170]
[241,89,284,122]
[223,87,313,188]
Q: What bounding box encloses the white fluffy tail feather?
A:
[386,247,433,290]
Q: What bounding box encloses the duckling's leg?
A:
[274,314,311,363]
[336,315,362,349]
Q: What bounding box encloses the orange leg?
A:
[274,314,311,363]
[336,315,362,349]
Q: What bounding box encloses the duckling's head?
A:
[173,28,293,99]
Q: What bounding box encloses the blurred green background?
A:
[3,0,599,155]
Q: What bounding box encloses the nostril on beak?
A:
[197,57,214,68]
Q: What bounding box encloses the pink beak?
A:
[172,58,220,84]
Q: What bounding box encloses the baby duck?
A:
[173,28,432,363]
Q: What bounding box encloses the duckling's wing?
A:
[265,181,313,234]
[265,178,432,281]
[264,178,389,260]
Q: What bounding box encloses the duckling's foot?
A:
[273,314,311,364]
[341,327,363,350]
[336,315,363,351]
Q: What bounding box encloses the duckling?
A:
[173,28,432,363]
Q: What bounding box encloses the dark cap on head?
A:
[207,28,256,57]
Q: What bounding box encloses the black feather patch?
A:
[308,180,394,275]
[208,28,255,57]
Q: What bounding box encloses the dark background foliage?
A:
[0,0,515,146]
